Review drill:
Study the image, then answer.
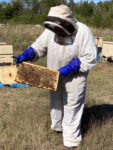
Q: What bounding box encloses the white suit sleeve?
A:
[79,27,98,72]
[31,29,49,59]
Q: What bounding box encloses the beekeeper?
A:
[16,5,97,148]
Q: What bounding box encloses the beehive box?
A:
[0,65,17,84]
[102,41,113,57]
[0,45,13,64]
[0,62,59,91]
[95,37,103,48]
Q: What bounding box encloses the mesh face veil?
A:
[44,5,77,37]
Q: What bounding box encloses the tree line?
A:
[0,0,113,28]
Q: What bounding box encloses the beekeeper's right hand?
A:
[15,47,36,64]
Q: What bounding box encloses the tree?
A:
[11,0,23,16]
[0,0,113,28]
[32,0,40,13]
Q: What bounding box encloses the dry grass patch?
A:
[0,88,62,150]
[92,28,113,41]
[0,24,44,55]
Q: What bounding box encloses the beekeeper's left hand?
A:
[58,58,81,76]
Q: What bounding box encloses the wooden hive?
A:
[0,65,17,84]
[95,37,103,48]
[0,45,13,64]
[0,62,59,91]
[102,41,113,57]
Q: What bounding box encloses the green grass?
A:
[0,25,113,150]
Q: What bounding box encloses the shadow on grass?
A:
[81,104,113,135]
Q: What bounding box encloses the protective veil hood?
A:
[44,5,78,36]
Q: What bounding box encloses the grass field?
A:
[0,25,113,150]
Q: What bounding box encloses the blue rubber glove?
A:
[15,47,36,64]
[59,58,81,76]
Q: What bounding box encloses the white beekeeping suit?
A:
[31,5,97,148]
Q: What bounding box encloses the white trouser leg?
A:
[50,81,63,132]
[62,74,87,147]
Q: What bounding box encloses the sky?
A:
[0,0,10,2]
[0,0,110,3]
